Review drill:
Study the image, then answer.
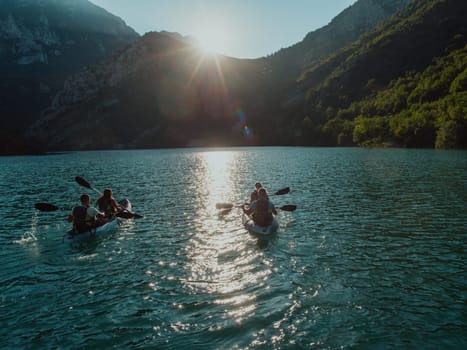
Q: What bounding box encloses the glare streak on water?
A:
[0,147,466,349]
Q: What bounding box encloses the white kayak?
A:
[63,199,131,244]
[242,213,279,236]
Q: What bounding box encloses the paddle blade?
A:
[75,176,92,189]
[216,203,234,210]
[274,187,290,196]
[279,204,296,212]
[217,208,232,216]
[116,211,144,219]
[35,203,59,211]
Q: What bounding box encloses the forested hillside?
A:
[351,44,466,148]
[293,0,466,148]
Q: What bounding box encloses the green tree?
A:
[436,120,460,149]
[450,68,467,93]
[353,116,389,146]
[323,117,354,146]
[302,116,313,129]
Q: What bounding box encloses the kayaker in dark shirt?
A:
[67,193,105,233]
[96,188,121,218]
[243,188,277,226]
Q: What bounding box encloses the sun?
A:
[197,33,223,55]
[193,21,232,56]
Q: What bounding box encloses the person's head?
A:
[103,188,113,198]
[258,187,268,199]
[80,193,91,205]
[255,182,262,190]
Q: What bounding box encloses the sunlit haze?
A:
[90,0,357,58]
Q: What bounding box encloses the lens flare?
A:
[236,108,254,139]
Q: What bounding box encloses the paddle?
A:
[278,205,297,212]
[215,187,291,210]
[35,202,69,212]
[215,203,297,212]
[115,211,144,219]
[75,176,101,195]
[273,187,290,196]
[35,202,143,219]
[75,176,143,219]
[215,203,237,210]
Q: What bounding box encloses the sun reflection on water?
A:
[182,150,272,323]
[197,150,243,209]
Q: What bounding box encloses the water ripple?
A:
[0,148,465,349]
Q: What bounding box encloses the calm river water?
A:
[1,147,466,349]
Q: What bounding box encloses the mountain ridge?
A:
[4,0,465,154]
[24,0,411,153]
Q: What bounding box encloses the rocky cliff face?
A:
[0,13,58,65]
[49,39,147,111]
[0,0,138,67]
[0,0,138,154]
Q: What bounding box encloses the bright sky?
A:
[90,0,357,59]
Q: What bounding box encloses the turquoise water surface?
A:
[1,147,466,349]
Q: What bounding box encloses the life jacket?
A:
[72,205,95,233]
[252,199,273,226]
[97,197,115,216]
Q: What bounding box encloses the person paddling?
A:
[249,182,263,203]
[243,187,277,226]
[96,188,121,218]
[67,194,105,234]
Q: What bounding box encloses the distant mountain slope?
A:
[26,32,274,150]
[300,0,466,102]
[0,0,138,154]
[25,0,409,153]
[263,0,411,108]
[292,0,467,148]
[270,0,410,70]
